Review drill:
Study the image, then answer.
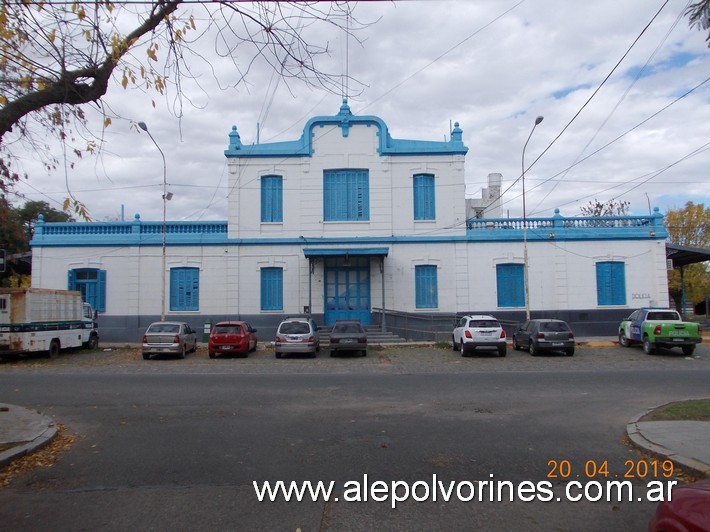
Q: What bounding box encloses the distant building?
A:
[466,172,502,219]
[31,100,669,341]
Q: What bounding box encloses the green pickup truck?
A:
[618,308,702,355]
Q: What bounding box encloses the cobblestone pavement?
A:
[1,341,707,374]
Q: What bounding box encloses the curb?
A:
[626,408,710,479]
[0,411,58,468]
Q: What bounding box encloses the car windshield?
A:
[470,320,498,328]
[214,325,241,334]
[279,322,310,334]
[333,323,362,333]
[540,321,569,332]
[647,312,680,321]
[147,323,179,334]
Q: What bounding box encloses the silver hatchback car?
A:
[274,317,320,358]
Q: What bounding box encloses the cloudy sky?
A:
[10,0,710,223]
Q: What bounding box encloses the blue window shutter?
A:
[170,268,199,311]
[596,262,626,305]
[68,269,76,290]
[97,270,106,312]
[497,264,524,307]
[415,265,438,308]
[413,174,435,220]
[261,175,283,222]
[324,169,369,221]
[261,268,283,310]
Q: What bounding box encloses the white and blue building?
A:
[30,100,670,341]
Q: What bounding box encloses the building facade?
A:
[30,100,670,341]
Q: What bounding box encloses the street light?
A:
[137,121,168,322]
[522,115,544,321]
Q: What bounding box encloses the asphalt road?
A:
[1,343,708,531]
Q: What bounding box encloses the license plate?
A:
[342,339,355,343]
[551,342,563,347]
[222,346,233,350]
[479,331,492,336]
[672,338,685,342]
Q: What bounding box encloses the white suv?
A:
[452,315,507,357]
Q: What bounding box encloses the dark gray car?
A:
[329,320,367,357]
[512,319,575,356]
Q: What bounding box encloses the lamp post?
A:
[522,115,544,321]
[138,121,168,322]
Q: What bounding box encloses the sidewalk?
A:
[0,403,57,467]
[627,411,710,479]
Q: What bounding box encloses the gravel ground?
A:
[1,341,707,375]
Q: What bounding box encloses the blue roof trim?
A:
[224,99,468,159]
[304,247,389,257]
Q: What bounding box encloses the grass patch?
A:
[645,399,710,422]
[434,341,452,350]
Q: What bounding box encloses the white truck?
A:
[0,288,99,359]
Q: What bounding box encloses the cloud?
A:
[10,0,710,222]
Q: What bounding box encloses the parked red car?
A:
[648,480,710,532]
[208,321,258,358]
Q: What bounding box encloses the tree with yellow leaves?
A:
[665,201,710,312]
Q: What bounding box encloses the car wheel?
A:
[452,335,458,351]
[361,349,367,357]
[208,351,215,359]
[498,346,506,357]
[682,345,695,356]
[48,340,60,359]
[179,345,186,359]
[275,351,282,359]
[529,342,538,356]
[642,336,655,355]
[308,351,316,359]
[86,334,99,350]
[566,347,575,356]
[512,337,521,351]
[142,353,150,360]
[460,341,469,357]
[618,331,631,348]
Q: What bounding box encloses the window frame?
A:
[323,169,370,222]
[260,175,283,223]
[413,173,436,221]
[496,263,525,308]
[415,264,438,309]
[261,267,284,311]
[170,267,200,311]
[68,268,107,312]
[596,261,626,306]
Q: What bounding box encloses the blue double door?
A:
[324,256,371,326]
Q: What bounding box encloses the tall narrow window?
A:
[496,263,524,307]
[596,261,626,305]
[415,265,438,308]
[261,267,283,311]
[170,267,200,311]
[68,268,107,312]
[413,173,435,220]
[261,175,283,223]
[323,169,369,221]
